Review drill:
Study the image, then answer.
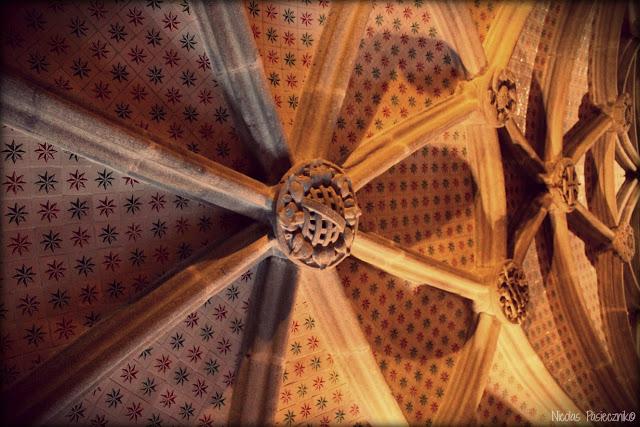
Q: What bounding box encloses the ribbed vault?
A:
[0,1,638,426]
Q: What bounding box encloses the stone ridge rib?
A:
[1,73,274,222]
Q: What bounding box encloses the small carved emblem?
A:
[483,69,517,127]
[275,160,361,269]
[604,93,632,133]
[611,223,635,263]
[547,158,579,212]
[496,261,529,324]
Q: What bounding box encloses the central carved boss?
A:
[547,158,580,212]
[275,160,361,269]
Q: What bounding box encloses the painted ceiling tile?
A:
[0,125,244,389]
[476,345,544,426]
[0,0,260,177]
[336,258,474,425]
[356,125,477,270]
[467,0,498,43]
[525,233,606,412]
[245,0,330,138]
[507,2,549,133]
[326,0,466,164]
[0,1,636,424]
[48,268,257,426]
[276,281,370,426]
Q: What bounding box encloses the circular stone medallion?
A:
[275,160,361,269]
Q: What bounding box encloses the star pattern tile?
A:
[0,124,243,390]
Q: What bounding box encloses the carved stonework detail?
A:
[603,92,632,133]
[496,261,529,324]
[611,223,635,263]
[546,158,580,212]
[275,160,361,269]
[483,69,517,127]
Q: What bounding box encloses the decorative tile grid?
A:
[498,3,550,231]
[247,0,466,159]
[275,283,369,426]
[336,259,474,425]
[510,2,608,412]
[467,0,498,43]
[568,231,608,351]
[47,267,258,426]
[245,0,330,138]
[501,3,549,231]
[500,1,548,235]
[581,152,616,353]
[0,0,260,177]
[356,126,476,269]
[325,0,466,164]
[519,244,573,403]
[476,344,552,426]
[0,125,243,390]
[507,2,550,134]
[559,8,610,356]
[525,239,605,412]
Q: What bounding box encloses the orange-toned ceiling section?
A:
[245,0,330,138]
[336,259,474,425]
[0,0,260,176]
[476,345,546,425]
[45,268,258,425]
[522,241,607,411]
[275,283,370,426]
[500,1,612,413]
[357,125,476,269]
[553,0,611,373]
[246,0,468,161]
[507,2,549,133]
[0,125,243,389]
[467,0,498,43]
[501,2,549,228]
[326,1,466,165]
[524,1,564,157]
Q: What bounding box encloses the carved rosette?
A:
[482,69,517,127]
[603,93,632,133]
[547,158,580,212]
[611,223,635,263]
[275,160,361,269]
[496,261,529,324]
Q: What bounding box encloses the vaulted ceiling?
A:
[0,1,638,426]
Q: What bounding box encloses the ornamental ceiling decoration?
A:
[1,0,639,426]
[0,125,243,389]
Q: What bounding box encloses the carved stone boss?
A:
[275,160,361,269]
[483,69,517,127]
[496,261,529,324]
[603,92,632,133]
[545,158,580,212]
[611,223,635,263]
